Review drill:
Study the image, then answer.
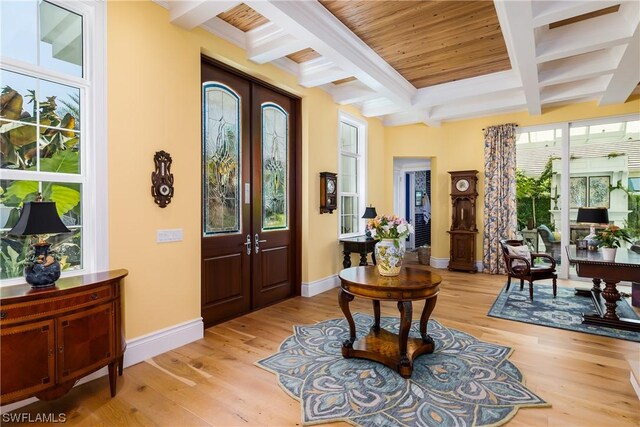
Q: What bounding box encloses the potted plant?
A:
[366,215,414,276]
[596,225,632,261]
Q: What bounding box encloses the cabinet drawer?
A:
[0,285,112,325]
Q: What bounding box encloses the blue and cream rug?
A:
[256,313,548,426]
[488,283,640,342]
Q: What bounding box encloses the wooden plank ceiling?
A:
[216,1,511,89]
[319,0,511,88]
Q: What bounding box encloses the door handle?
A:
[255,234,267,254]
[243,234,252,255]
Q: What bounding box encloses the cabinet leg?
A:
[343,251,351,269]
[118,355,124,376]
[108,361,117,397]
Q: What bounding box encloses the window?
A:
[1,1,106,284]
[338,112,366,237]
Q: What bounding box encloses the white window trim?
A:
[0,0,107,286]
[338,111,367,239]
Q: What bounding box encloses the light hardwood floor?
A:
[5,257,640,426]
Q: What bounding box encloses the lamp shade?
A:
[576,207,609,225]
[362,206,377,219]
[8,201,71,236]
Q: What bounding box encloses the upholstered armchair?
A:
[500,239,557,300]
[537,225,561,262]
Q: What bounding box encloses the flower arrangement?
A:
[367,215,414,243]
[596,225,632,248]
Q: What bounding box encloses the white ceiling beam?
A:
[383,111,441,128]
[361,98,403,118]
[169,1,241,30]
[431,90,526,121]
[541,76,610,104]
[413,70,522,108]
[330,80,378,105]
[538,47,622,87]
[245,0,415,108]
[531,0,621,28]
[494,0,541,115]
[246,22,307,64]
[536,9,635,63]
[599,24,640,105]
[298,57,351,87]
[200,16,246,48]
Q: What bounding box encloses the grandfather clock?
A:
[448,170,478,272]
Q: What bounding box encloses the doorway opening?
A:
[393,158,431,251]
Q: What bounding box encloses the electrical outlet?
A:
[157,229,183,243]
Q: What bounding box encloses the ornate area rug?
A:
[488,283,640,342]
[256,313,548,426]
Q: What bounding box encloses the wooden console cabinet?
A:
[0,269,127,405]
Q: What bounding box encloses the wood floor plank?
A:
[4,257,639,426]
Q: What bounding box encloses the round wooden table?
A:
[338,266,441,378]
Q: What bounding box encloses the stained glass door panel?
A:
[261,103,288,230]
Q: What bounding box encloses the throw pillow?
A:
[506,245,531,268]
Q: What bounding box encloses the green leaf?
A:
[37,150,79,174]
[46,184,80,216]
[0,180,38,205]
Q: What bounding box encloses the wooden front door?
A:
[201,58,299,327]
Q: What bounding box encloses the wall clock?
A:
[151,150,174,208]
[320,172,337,214]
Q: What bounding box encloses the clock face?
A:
[327,179,336,194]
[455,179,470,192]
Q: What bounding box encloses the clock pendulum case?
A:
[447,170,478,272]
[320,172,337,214]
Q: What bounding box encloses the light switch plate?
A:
[157,229,183,243]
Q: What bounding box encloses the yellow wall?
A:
[108,1,638,340]
[384,98,640,260]
[107,1,383,339]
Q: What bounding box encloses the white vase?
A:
[601,247,617,262]
[375,239,405,276]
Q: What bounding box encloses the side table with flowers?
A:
[596,225,632,261]
[366,215,414,276]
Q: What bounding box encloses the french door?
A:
[201,58,300,327]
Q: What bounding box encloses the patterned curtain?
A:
[482,124,517,274]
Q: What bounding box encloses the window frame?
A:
[0,0,107,286]
[337,111,367,239]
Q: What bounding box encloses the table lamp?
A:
[576,207,609,250]
[8,199,71,287]
[362,205,377,239]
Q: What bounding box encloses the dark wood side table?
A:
[566,246,640,332]
[338,266,441,378]
[0,269,127,405]
[340,235,377,268]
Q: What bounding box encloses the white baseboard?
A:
[301,274,339,297]
[631,372,640,400]
[0,318,204,413]
[429,257,484,272]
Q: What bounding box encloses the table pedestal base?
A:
[342,328,434,378]
[575,286,640,332]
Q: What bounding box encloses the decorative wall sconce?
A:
[152,151,174,208]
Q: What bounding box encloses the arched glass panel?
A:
[202,83,241,235]
[262,103,288,230]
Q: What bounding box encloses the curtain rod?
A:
[482,124,518,131]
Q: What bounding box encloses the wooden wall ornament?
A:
[319,172,337,214]
[151,151,174,208]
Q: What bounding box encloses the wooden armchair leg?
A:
[552,278,557,297]
[529,281,534,300]
[506,276,512,291]
[520,279,524,290]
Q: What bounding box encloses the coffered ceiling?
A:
[157,0,640,127]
